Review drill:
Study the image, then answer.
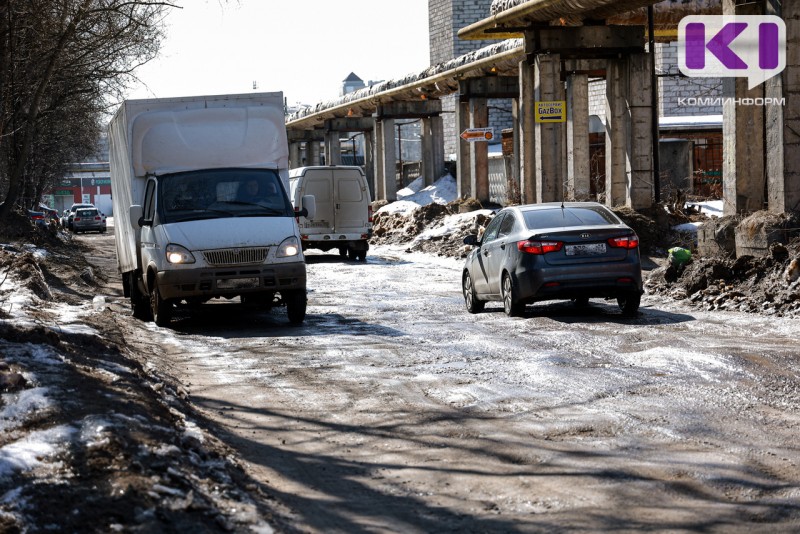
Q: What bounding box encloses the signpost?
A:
[460,127,494,142]
[535,101,566,123]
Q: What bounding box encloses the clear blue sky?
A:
[126,0,430,106]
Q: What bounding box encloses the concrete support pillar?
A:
[534,54,563,203]
[766,0,800,213]
[629,53,654,209]
[605,59,630,207]
[325,131,342,166]
[374,121,386,200]
[722,78,765,215]
[421,115,444,186]
[519,59,537,204]
[721,0,765,215]
[470,98,490,204]
[376,118,397,201]
[365,129,376,201]
[456,96,471,198]
[509,97,521,204]
[566,73,590,200]
[289,142,301,170]
[309,141,321,166]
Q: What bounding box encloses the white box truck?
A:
[289,165,372,261]
[108,92,315,327]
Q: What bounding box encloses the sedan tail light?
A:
[517,240,563,255]
[608,235,639,249]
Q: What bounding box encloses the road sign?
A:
[535,101,566,123]
[460,127,494,142]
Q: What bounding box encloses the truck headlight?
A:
[276,236,300,258]
[166,244,196,264]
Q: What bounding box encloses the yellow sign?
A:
[535,101,566,123]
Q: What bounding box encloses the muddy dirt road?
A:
[83,231,800,533]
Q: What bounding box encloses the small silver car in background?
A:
[462,202,643,317]
[71,207,107,234]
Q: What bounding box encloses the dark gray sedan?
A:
[462,202,643,317]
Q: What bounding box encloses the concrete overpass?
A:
[285,0,799,216]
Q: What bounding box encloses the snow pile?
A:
[372,173,496,258]
[0,241,278,532]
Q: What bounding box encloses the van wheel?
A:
[151,284,173,327]
[285,290,307,324]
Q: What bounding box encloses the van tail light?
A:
[368,205,373,224]
[517,240,563,255]
[608,235,639,249]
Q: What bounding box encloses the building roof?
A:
[343,72,363,83]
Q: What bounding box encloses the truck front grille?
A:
[203,247,269,266]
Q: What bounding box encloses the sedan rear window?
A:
[522,206,621,229]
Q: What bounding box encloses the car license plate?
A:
[217,277,259,290]
[565,243,606,256]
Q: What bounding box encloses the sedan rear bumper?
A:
[513,261,643,302]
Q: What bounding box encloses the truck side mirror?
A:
[300,195,316,219]
[129,205,143,229]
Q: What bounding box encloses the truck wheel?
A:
[285,290,307,325]
[130,276,152,321]
[151,284,173,327]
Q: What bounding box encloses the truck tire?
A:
[151,284,173,327]
[130,275,152,321]
[285,290,307,325]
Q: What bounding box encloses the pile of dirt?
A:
[643,209,800,317]
[371,198,684,259]
[0,228,287,532]
[371,198,494,258]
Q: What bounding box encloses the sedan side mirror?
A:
[463,234,479,246]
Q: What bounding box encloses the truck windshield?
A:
[158,168,293,223]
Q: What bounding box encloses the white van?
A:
[289,166,372,261]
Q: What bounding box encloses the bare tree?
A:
[0,0,175,218]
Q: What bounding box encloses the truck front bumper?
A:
[156,262,307,300]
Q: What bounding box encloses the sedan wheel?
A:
[572,297,590,307]
[502,273,524,317]
[617,292,641,317]
[462,272,485,313]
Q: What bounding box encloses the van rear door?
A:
[301,168,335,233]
[334,168,369,233]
